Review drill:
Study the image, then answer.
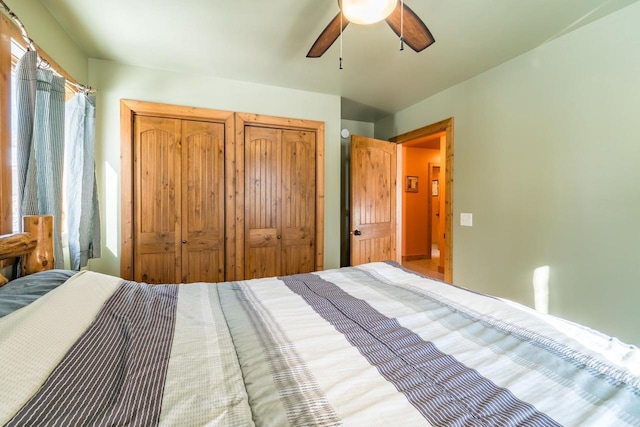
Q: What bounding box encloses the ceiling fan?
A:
[307,0,435,58]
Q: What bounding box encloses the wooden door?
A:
[134,116,182,283]
[350,135,397,265]
[281,129,316,275]
[133,116,226,284]
[243,126,316,279]
[122,101,235,283]
[244,126,281,279]
[181,120,226,283]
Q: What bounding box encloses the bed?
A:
[1,231,639,426]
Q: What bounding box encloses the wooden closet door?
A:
[243,126,316,279]
[181,120,226,283]
[281,129,315,275]
[244,126,281,279]
[134,116,182,283]
[122,101,236,282]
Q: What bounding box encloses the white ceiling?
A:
[41,0,639,121]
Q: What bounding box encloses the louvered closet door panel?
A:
[244,126,281,279]
[134,116,182,283]
[281,130,316,275]
[181,120,226,283]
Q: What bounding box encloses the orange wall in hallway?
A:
[402,147,441,257]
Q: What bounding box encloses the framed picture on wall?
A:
[405,176,419,193]
[432,180,439,196]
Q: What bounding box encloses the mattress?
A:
[0,262,638,426]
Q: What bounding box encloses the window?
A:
[1,19,77,235]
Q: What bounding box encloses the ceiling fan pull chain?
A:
[339,12,344,69]
[400,0,405,50]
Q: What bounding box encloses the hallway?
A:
[402,245,444,281]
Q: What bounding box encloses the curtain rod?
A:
[0,0,95,94]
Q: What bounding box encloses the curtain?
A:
[65,93,101,270]
[16,50,66,269]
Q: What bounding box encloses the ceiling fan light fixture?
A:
[341,0,398,25]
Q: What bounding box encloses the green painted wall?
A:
[87,59,342,278]
[376,3,640,345]
[3,0,87,82]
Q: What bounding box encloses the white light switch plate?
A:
[460,213,473,227]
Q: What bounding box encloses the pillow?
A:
[0,269,76,318]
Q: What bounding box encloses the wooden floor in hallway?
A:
[402,245,445,281]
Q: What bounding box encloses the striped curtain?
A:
[15,50,66,269]
[65,93,101,270]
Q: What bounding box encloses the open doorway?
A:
[391,118,454,283]
[399,136,444,280]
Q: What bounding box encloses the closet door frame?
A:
[234,113,325,280]
[120,100,234,280]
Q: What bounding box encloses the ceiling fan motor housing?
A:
[340,0,398,25]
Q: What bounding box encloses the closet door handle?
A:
[352,229,362,236]
[182,240,187,244]
[277,235,281,240]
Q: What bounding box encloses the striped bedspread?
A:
[1,262,639,426]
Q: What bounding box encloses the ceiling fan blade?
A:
[385,3,435,52]
[307,12,350,58]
